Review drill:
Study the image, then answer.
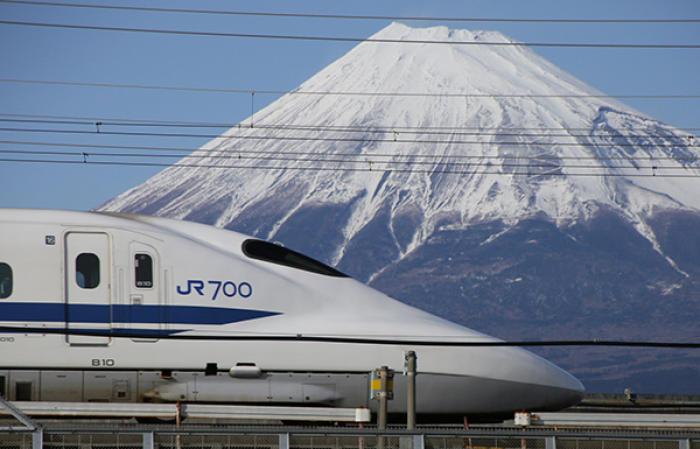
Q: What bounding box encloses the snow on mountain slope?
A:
[101,22,700,279]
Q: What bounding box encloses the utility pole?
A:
[371,366,394,449]
[405,351,417,430]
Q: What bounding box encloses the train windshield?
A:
[242,239,348,277]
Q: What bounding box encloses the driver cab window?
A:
[242,239,348,277]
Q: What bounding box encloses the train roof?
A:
[0,208,250,253]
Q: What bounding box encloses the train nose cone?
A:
[511,347,585,410]
[540,365,585,410]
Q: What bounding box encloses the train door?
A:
[65,232,111,345]
[129,242,163,340]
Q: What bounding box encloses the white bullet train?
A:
[0,209,584,419]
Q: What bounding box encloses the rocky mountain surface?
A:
[101,23,700,393]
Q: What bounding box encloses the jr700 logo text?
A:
[176,280,253,300]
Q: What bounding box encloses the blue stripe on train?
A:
[0,302,280,325]
[0,327,187,337]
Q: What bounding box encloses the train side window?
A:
[15,381,32,401]
[76,253,100,289]
[134,254,154,288]
[0,375,6,397]
[0,263,12,298]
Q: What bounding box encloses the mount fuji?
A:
[101,23,700,393]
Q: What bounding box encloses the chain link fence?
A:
[0,430,697,449]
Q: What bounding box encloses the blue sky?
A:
[1,0,698,210]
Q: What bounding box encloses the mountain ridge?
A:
[100,23,700,392]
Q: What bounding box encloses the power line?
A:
[1,325,700,347]
[2,117,698,142]
[0,126,696,151]
[1,19,699,49]
[3,139,695,163]
[3,78,700,100]
[1,156,698,178]
[1,148,689,171]
[3,112,699,133]
[1,0,698,25]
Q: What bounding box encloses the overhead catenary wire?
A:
[3,139,696,163]
[3,112,699,133]
[2,78,700,100]
[1,147,690,171]
[0,126,696,151]
[1,0,698,24]
[1,19,700,49]
[1,156,698,178]
[2,117,699,142]
[1,325,700,348]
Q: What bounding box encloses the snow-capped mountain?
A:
[101,23,700,392]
